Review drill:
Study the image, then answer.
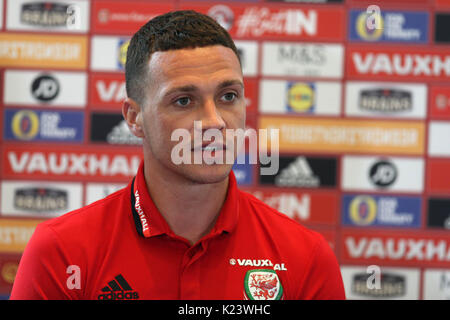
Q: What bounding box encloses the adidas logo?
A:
[106,120,142,145]
[97,274,139,300]
[275,157,320,187]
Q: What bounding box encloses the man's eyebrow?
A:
[163,80,244,98]
[163,85,198,98]
[218,79,244,90]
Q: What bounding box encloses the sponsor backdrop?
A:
[0,0,449,300]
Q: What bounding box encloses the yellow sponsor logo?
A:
[287,83,315,113]
[259,116,425,155]
[118,39,129,69]
[1,262,18,284]
[0,33,87,69]
[356,12,384,41]
[349,196,377,226]
[0,219,43,253]
[11,110,40,140]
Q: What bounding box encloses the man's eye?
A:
[175,97,191,107]
[221,92,237,102]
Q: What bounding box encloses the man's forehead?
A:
[146,45,243,93]
[148,45,241,73]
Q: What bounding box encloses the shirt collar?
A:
[130,161,239,240]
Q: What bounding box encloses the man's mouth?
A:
[192,143,226,153]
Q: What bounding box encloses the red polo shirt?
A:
[10,162,345,300]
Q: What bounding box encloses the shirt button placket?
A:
[179,242,206,299]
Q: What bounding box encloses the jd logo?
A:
[31,74,60,102]
[369,160,397,188]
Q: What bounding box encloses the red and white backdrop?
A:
[0,0,450,299]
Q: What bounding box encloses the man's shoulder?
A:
[237,189,345,299]
[238,189,325,245]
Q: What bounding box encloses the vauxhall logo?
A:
[7,150,141,177]
[229,258,288,271]
[345,236,450,262]
[352,52,450,77]
[31,74,60,102]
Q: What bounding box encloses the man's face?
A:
[137,45,246,184]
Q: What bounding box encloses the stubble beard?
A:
[144,136,234,186]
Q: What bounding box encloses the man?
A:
[10,10,345,300]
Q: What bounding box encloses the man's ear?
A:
[122,98,144,138]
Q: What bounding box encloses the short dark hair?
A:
[125,10,241,106]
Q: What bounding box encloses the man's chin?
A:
[181,163,233,185]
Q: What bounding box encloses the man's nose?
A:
[199,98,226,130]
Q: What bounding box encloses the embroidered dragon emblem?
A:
[244,269,283,300]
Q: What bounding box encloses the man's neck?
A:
[143,163,230,245]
